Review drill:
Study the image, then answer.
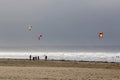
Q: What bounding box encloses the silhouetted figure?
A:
[38,56,39,60]
[33,57,35,60]
[45,55,47,61]
[35,56,37,60]
[29,55,32,61]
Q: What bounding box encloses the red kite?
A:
[38,35,42,40]
[99,32,103,39]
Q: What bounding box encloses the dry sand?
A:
[0,59,120,80]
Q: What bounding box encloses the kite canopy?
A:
[25,24,32,31]
[27,24,32,31]
[99,32,103,39]
[38,34,42,40]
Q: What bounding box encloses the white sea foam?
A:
[0,51,120,62]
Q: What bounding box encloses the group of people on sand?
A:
[29,55,47,61]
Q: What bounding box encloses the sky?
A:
[0,0,120,46]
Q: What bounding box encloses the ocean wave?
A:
[0,51,120,62]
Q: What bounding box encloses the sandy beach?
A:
[0,59,120,80]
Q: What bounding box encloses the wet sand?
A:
[0,59,120,80]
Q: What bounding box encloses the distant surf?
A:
[0,45,120,62]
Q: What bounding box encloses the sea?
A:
[0,45,120,62]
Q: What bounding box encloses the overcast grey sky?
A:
[0,0,120,46]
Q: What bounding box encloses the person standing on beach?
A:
[45,55,47,61]
[29,55,32,61]
[38,56,39,60]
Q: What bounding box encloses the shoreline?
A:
[0,59,120,69]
